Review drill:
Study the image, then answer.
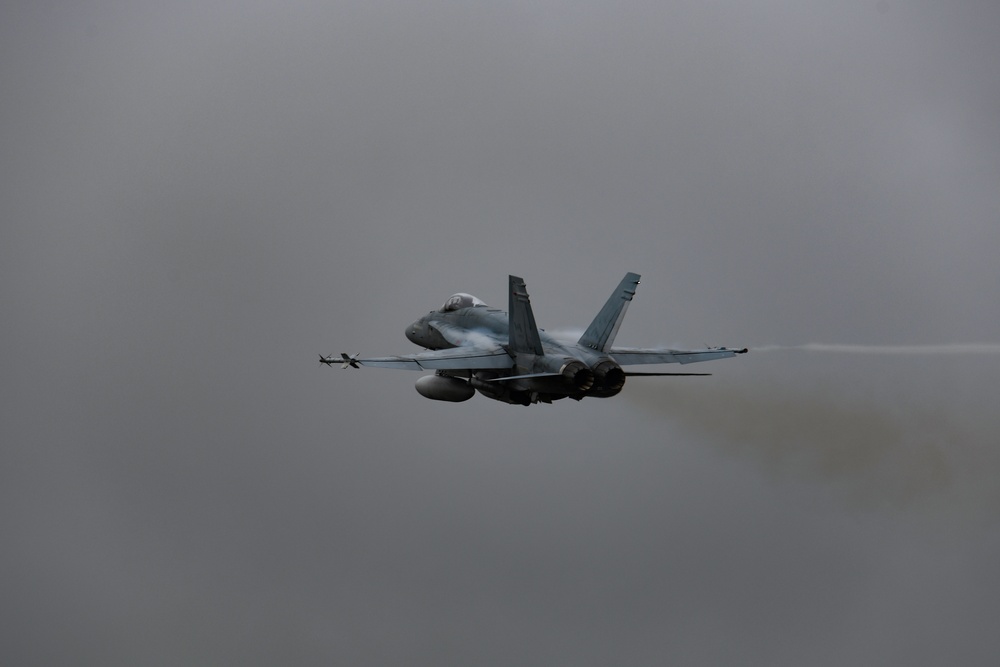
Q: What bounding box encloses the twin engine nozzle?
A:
[559,359,626,395]
[557,358,625,393]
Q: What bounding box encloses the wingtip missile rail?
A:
[319,353,360,369]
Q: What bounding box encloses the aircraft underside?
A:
[418,367,625,405]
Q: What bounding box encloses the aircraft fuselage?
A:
[406,306,624,404]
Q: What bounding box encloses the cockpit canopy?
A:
[440,293,487,312]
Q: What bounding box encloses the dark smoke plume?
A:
[624,373,999,516]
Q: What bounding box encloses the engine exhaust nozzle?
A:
[560,360,594,392]
[593,360,626,392]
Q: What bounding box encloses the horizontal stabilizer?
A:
[624,371,711,376]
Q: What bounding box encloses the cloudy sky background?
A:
[3,1,1000,664]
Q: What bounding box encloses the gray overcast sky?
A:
[3,1,1000,665]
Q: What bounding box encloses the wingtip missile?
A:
[319,353,361,369]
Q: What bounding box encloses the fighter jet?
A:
[320,273,746,406]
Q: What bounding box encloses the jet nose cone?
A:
[405,321,424,346]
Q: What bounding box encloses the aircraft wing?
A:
[348,347,514,371]
[609,346,748,365]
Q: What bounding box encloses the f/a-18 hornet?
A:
[321,273,747,406]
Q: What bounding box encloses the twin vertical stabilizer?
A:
[578,272,640,351]
[508,275,544,355]
[508,272,641,355]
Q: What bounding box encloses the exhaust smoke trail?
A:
[624,354,1000,516]
[752,343,1000,354]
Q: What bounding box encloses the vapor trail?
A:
[752,343,1000,354]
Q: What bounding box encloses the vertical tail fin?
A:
[578,272,640,351]
[508,275,544,355]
